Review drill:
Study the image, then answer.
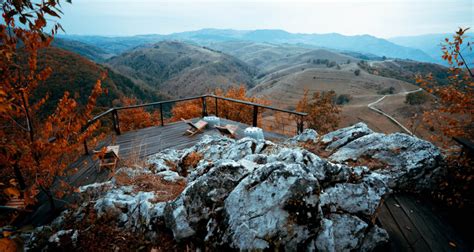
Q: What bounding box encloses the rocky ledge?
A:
[26,123,444,251]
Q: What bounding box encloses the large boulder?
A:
[223,162,321,250]
[164,160,256,240]
[161,136,392,250]
[329,132,443,190]
[320,122,374,152]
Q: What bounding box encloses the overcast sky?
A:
[58,0,473,38]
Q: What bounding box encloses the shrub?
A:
[336,94,352,105]
[378,86,396,95]
[354,69,361,76]
[405,91,429,105]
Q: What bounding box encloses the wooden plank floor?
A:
[377,194,472,251]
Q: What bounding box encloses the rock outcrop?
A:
[27,123,443,251]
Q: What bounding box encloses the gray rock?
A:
[223,162,321,250]
[329,132,443,190]
[320,175,389,216]
[164,160,253,240]
[320,122,373,152]
[314,214,374,252]
[288,129,319,143]
[360,225,389,251]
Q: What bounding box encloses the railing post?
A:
[202,97,208,117]
[215,97,218,117]
[112,109,121,135]
[253,105,258,127]
[83,139,89,155]
[297,115,304,134]
[159,103,164,126]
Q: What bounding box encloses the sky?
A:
[58,0,473,38]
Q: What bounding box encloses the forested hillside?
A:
[27,47,164,115]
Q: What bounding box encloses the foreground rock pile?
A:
[26,123,443,251]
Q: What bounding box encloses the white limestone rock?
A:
[314,214,373,252]
[287,129,319,144]
[329,132,443,190]
[164,160,253,240]
[157,170,184,183]
[320,175,389,216]
[223,162,321,250]
[320,122,374,152]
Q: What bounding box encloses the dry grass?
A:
[179,151,203,177]
[301,141,332,158]
[114,172,186,203]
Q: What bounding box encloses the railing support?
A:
[297,115,304,134]
[202,97,208,117]
[83,139,89,155]
[215,97,218,117]
[253,105,258,127]
[112,109,121,135]
[159,103,164,126]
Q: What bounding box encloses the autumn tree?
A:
[170,86,270,125]
[0,0,104,218]
[416,28,473,144]
[296,89,341,134]
[116,97,161,132]
[416,28,473,208]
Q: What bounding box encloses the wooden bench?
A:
[93,145,120,172]
[215,124,239,138]
[182,118,208,136]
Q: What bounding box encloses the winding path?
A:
[367,88,422,136]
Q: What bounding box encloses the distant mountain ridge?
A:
[389,33,474,66]
[58,29,436,63]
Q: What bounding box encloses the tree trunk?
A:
[13,161,26,190]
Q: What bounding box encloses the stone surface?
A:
[27,122,444,251]
[288,128,319,144]
[320,122,373,152]
[329,132,443,190]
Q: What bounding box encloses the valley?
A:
[46,29,450,137]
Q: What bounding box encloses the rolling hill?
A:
[52,38,113,62]
[28,47,164,115]
[105,41,257,97]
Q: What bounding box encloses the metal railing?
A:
[82,94,307,154]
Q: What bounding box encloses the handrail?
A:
[114,95,208,111]
[111,94,307,116]
[82,94,307,155]
[208,94,308,116]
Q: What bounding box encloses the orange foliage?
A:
[170,99,202,122]
[296,89,341,134]
[0,0,103,215]
[417,27,474,145]
[170,86,270,125]
[117,97,161,132]
[415,28,474,208]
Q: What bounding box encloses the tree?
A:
[415,28,473,208]
[336,94,352,105]
[170,86,269,125]
[354,69,361,76]
[417,27,473,144]
[405,91,429,105]
[296,90,341,134]
[117,97,161,132]
[0,0,104,214]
